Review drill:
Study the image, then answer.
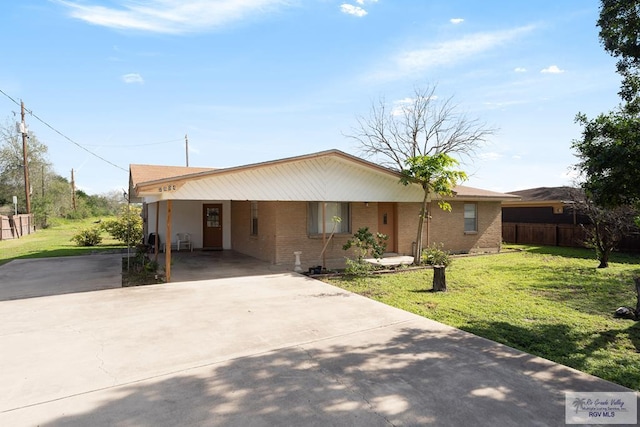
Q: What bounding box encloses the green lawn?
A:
[0,217,125,266]
[326,245,640,391]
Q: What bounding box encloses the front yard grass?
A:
[0,217,125,266]
[325,245,640,391]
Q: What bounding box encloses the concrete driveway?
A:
[1,272,637,426]
[0,254,122,301]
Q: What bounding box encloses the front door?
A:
[203,204,223,250]
[378,202,396,253]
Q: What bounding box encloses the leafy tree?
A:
[0,119,51,212]
[572,111,640,208]
[79,190,122,217]
[101,205,143,246]
[348,85,492,264]
[598,0,640,114]
[574,1,640,315]
[31,174,73,227]
[573,1,640,210]
[577,198,638,268]
[400,153,467,264]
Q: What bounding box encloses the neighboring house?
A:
[501,187,587,247]
[503,186,640,251]
[503,187,586,225]
[130,150,517,273]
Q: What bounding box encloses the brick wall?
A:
[429,201,502,253]
[273,201,358,270]
[230,199,503,270]
[231,201,277,263]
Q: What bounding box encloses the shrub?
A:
[71,227,103,246]
[102,205,143,246]
[343,227,388,260]
[344,257,376,277]
[122,244,163,286]
[421,243,451,267]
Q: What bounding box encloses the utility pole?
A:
[20,101,31,214]
[185,134,189,167]
[71,169,77,211]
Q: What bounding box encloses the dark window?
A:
[250,201,258,235]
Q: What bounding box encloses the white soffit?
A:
[148,155,425,202]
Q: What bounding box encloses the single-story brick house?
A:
[129,150,517,275]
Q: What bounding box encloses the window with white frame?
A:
[307,202,350,234]
[250,201,258,235]
[464,203,477,233]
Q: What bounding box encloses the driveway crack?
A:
[66,325,117,385]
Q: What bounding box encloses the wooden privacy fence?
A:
[0,214,35,240]
[502,222,640,252]
[503,223,587,248]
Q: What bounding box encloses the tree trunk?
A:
[432,266,446,292]
[597,250,609,268]
[414,189,429,265]
[635,277,640,320]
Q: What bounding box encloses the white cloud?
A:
[541,65,565,74]
[371,25,535,82]
[341,0,377,16]
[514,67,526,73]
[54,0,289,34]
[390,96,438,116]
[479,152,503,161]
[340,4,367,17]
[450,18,464,24]
[391,97,413,116]
[122,73,144,84]
[482,99,527,109]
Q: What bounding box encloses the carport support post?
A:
[322,202,326,269]
[154,202,160,262]
[166,200,172,282]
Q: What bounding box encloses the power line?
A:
[83,137,184,148]
[0,88,128,172]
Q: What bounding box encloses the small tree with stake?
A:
[399,154,467,265]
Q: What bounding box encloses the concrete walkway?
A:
[1,272,637,426]
[0,254,122,301]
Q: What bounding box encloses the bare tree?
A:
[349,85,495,170]
[582,202,638,268]
[347,85,495,262]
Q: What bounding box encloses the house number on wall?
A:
[158,184,177,192]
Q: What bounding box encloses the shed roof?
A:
[506,186,581,202]
[130,164,215,187]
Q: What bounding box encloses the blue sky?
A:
[0,0,622,195]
